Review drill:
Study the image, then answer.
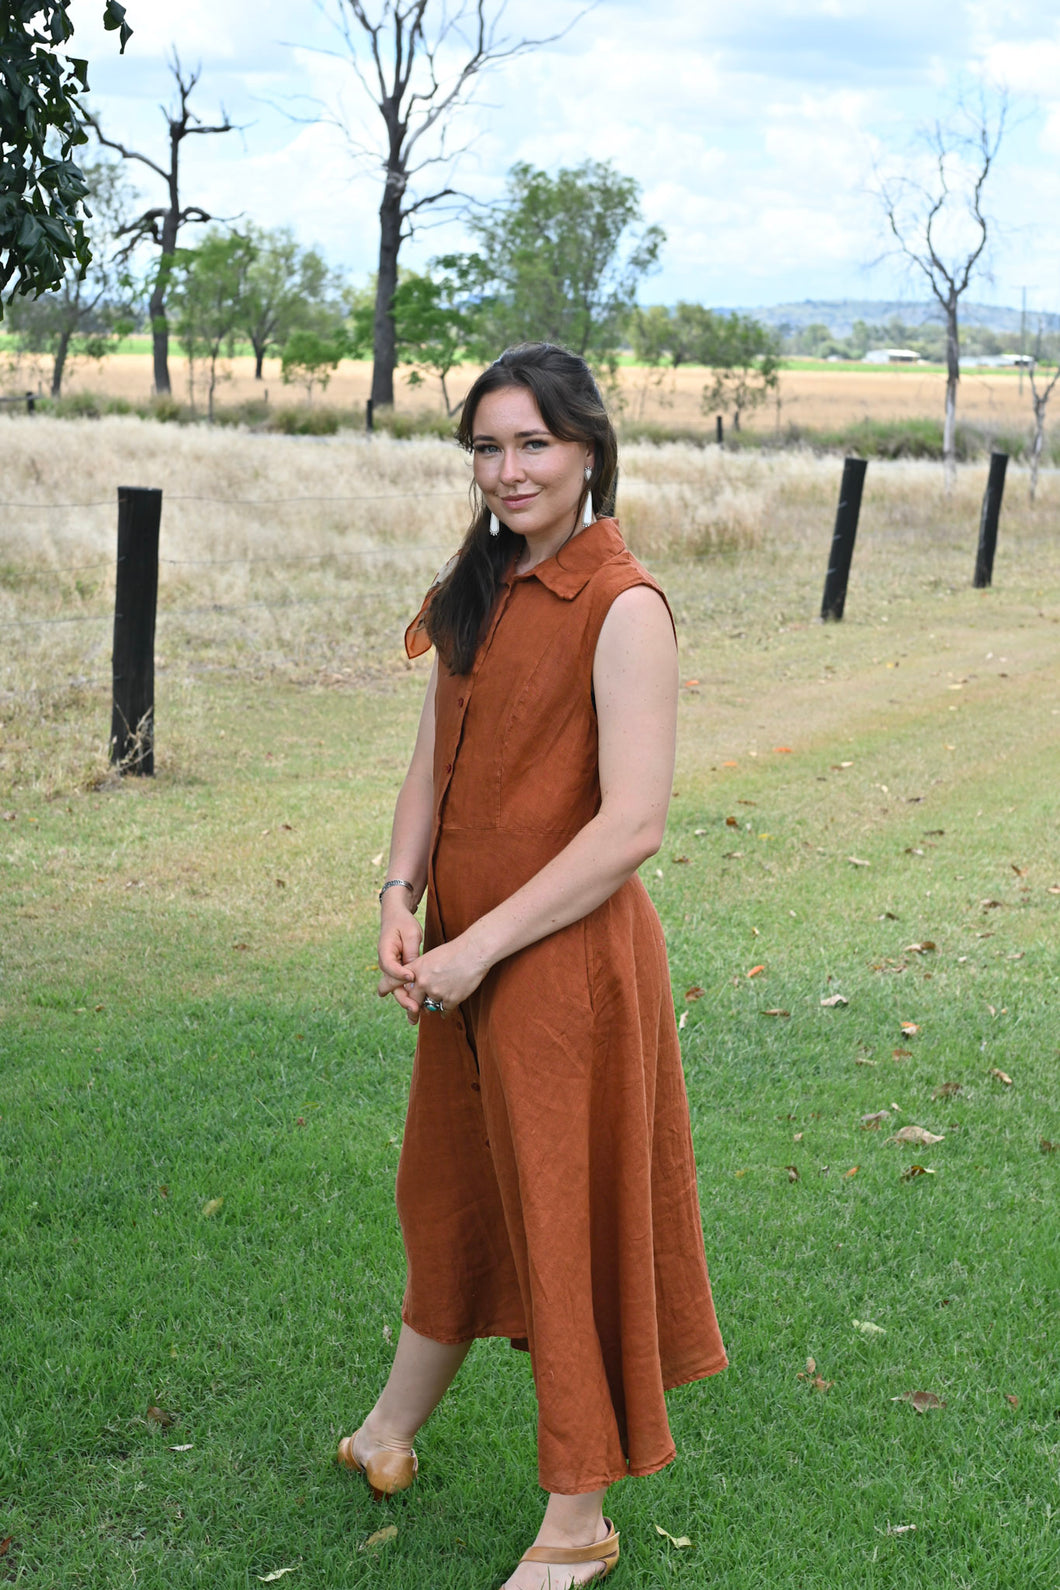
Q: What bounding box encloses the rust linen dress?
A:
[396,518,727,1495]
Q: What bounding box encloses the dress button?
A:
[457,696,465,706]
[445,762,452,774]
[470,1081,481,1093]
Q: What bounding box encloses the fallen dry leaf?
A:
[146,1405,178,1427]
[747,964,765,978]
[988,1066,1013,1085]
[654,1525,693,1549]
[201,1197,224,1218]
[932,1082,962,1099]
[901,1164,936,1181]
[678,1010,688,1030]
[889,1125,945,1146]
[773,746,793,754]
[904,941,937,954]
[845,1165,859,1177]
[893,1390,945,1412]
[886,1524,917,1535]
[848,856,871,867]
[852,1319,886,1336]
[761,1008,790,1017]
[684,986,705,1002]
[892,1047,913,1060]
[169,1443,194,1452]
[0,1536,14,1557]
[820,993,849,1008]
[786,1165,799,1182]
[726,815,739,827]
[900,1022,920,1036]
[672,855,690,864]
[1005,1394,1020,1408]
[370,851,384,867]
[257,1568,299,1583]
[360,1526,398,1551]
[1040,1139,1057,1154]
[860,1110,891,1130]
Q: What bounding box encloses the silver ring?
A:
[423,997,444,1014]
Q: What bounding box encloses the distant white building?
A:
[862,348,922,364]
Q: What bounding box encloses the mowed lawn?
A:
[1,427,1059,1588]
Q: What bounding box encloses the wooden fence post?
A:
[716,415,723,445]
[973,451,1008,588]
[820,457,868,621]
[366,398,374,433]
[110,486,162,775]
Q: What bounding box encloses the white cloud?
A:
[66,0,1060,308]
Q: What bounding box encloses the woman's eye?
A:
[474,443,499,455]
[524,439,548,451]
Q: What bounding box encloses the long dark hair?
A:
[425,342,619,675]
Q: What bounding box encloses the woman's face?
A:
[470,386,594,550]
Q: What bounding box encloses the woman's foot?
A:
[336,1415,417,1499]
[502,1492,616,1589]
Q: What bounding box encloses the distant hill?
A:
[713,299,1060,336]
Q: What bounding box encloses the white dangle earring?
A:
[489,511,501,537]
[582,466,594,528]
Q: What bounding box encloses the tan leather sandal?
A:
[336,1430,417,1501]
[516,1519,620,1581]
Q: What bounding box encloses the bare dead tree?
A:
[324,0,588,410]
[875,94,1006,490]
[83,53,236,394]
[1027,353,1060,505]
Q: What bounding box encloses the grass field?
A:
[2,420,1059,1588]
[1,348,1048,438]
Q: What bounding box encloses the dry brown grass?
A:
[1,415,1057,798]
[4,349,1041,434]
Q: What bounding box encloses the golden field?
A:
[3,350,1042,434]
[1,415,1055,801]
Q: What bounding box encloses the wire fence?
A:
[0,487,462,629]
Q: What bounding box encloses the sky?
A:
[69,0,1060,320]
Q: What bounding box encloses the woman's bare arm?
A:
[376,659,437,998]
[399,586,677,1018]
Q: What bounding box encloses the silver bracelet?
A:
[378,877,415,905]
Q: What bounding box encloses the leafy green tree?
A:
[453,160,665,363]
[5,157,136,395]
[699,314,781,430]
[170,230,254,419]
[280,327,348,403]
[0,0,131,312]
[392,267,475,414]
[84,53,236,396]
[238,226,338,379]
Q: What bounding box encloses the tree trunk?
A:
[150,273,171,395]
[253,339,265,380]
[943,292,960,493]
[51,328,72,397]
[1030,400,1045,504]
[371,183,402,410]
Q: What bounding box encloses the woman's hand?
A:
[397,933,492,1024]
[377,900,423,1010]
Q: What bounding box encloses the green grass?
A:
[2,533,1060,1586]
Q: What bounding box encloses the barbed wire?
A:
[0,590,407,630]
[0,489,466,510]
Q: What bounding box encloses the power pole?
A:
[1019,286,1027,395]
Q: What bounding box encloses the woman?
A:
[339,343,726,1589]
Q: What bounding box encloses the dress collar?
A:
[512,518,626,601]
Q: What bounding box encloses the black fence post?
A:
[365,398,374,433]
[110,486,162,775]
[25,391,35,414]
[715,414,723,445]
[820,456,868,622]
[973,451,1008,588]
